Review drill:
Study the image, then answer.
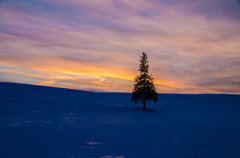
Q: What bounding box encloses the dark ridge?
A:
[0,82,94,93]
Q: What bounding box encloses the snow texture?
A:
[0,82,240,158]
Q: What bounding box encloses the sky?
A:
[0,0,240,93]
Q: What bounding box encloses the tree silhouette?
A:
[131,52,158,109]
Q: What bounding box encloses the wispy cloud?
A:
[0,0,239,93]
[38,80,56,86]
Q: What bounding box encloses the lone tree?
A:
[131,52,158,109]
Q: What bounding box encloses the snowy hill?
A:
[0,82,240,158]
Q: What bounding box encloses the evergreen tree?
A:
[131,52,158,109]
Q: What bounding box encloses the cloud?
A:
[0,0,240,93]
[38,80,56,86]
[149,0,240,22]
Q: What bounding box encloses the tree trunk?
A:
[143,95,146,109]
[143,80,147,110]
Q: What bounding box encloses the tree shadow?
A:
[135,107,163,112]
[106,105,164,113]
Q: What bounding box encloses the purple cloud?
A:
[0,0,240,93]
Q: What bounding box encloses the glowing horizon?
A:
[0,0,240,93]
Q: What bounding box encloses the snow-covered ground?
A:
[0,82,240,158]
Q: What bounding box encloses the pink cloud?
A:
[0,0,240,93]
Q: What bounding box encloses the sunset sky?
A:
[0,0,240,93]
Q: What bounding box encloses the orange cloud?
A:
[0,1,240,94]
[37,80,56,86]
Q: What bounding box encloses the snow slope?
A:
[0,82,240,158]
